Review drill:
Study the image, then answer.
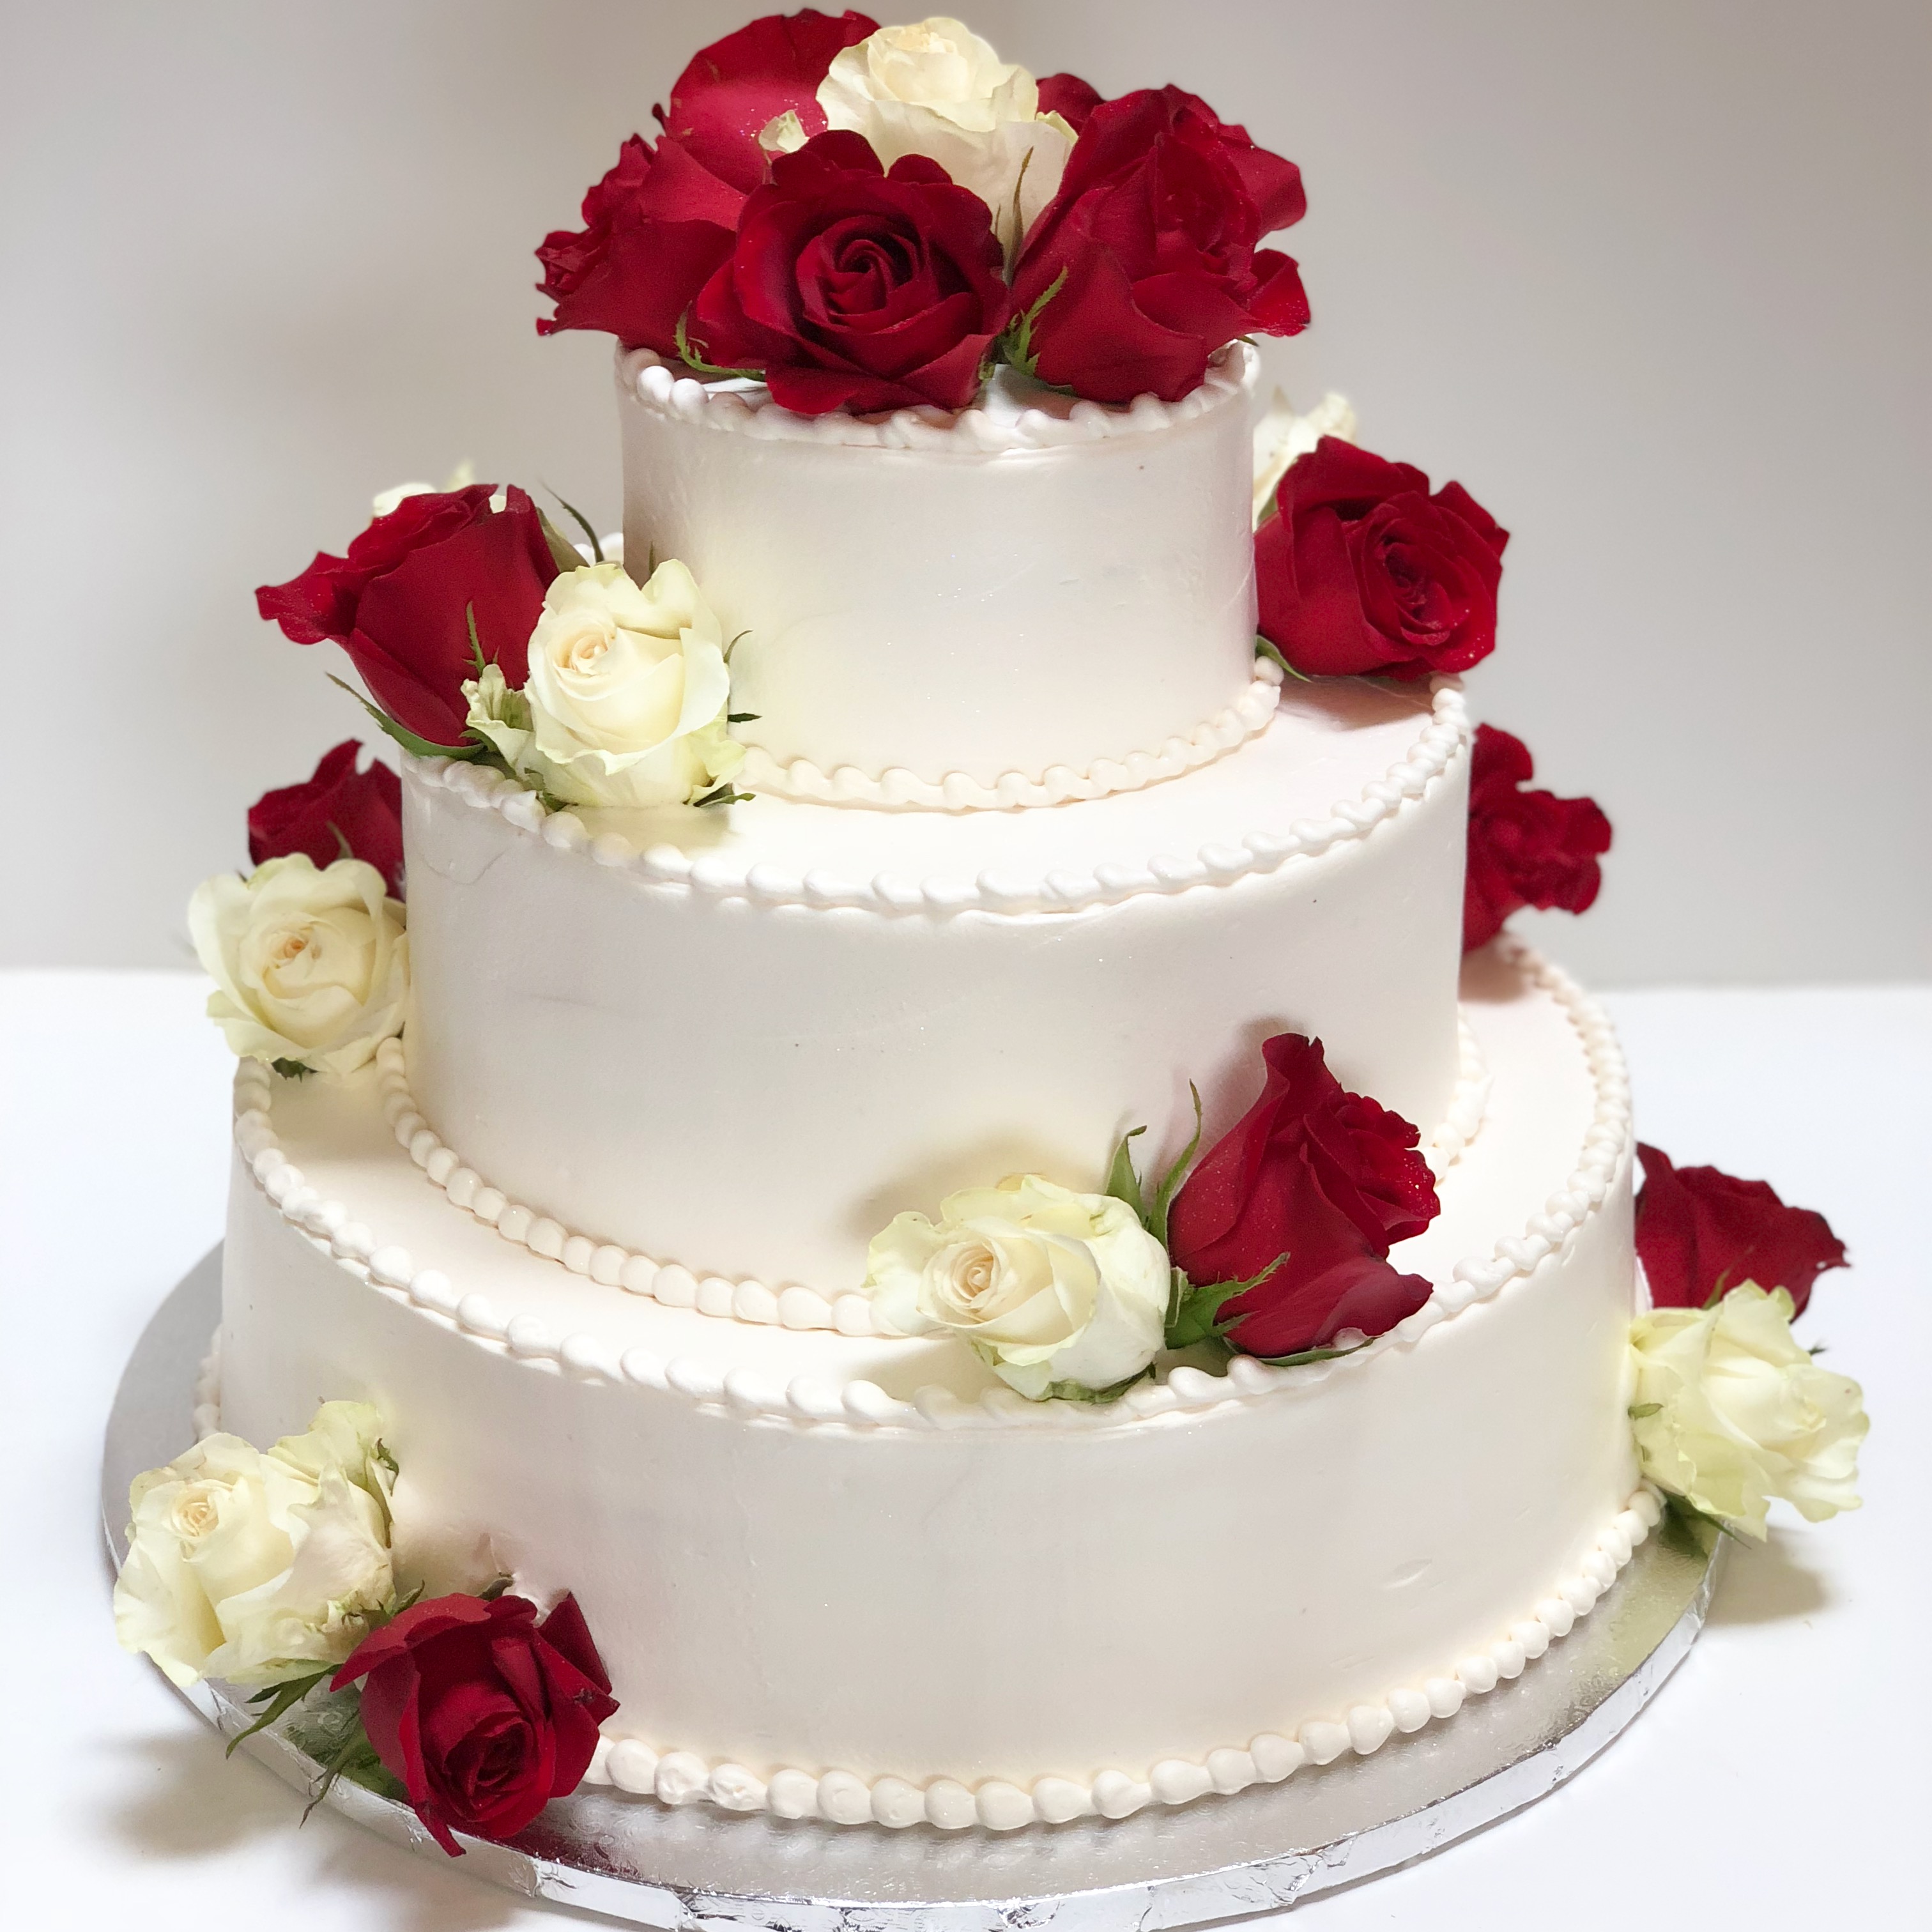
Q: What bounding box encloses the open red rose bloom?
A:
[332,1593,617,1855]
[691,131,1011,414]
[1257,438,1509,681]
[1168,1035,1441,1360]
[536,11,877,357]
[1634,1143,1848,1318]
[1013,85,1309,404]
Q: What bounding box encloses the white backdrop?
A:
[3,0,1926,980]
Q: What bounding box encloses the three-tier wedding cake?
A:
[119,11,1866,1857]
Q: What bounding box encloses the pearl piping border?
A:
[574,1487,1662,1830]
[734,668,1282,811]
[406,680,1469,919]
[617,342,1255,456]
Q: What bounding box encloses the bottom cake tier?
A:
[214,939,1644,1832]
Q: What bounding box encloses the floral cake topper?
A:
[536,13,1310,410]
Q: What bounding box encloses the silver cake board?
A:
[104,1248,1721,1928]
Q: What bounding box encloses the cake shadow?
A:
[1705,1529,1831,1627]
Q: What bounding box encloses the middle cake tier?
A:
[401,674,1470,1297]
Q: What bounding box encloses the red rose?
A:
[332,1592,617,1856]
[1257,438,1509,680]
[1463,724,1613,950]
[256,486,558,749]
[535,12,878,351]
[1011,86,1308,404]
[1636,1144,1848,1319]
[247,740,404,900]
[1036,72,1103,133]
[658,9,877,193]
[535,134,746,355]
[691,131,1010,415]
[1168,1034,1439,1359]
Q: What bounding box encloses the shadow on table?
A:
[100,1726,546,1930]
[101,1726,296,1859]
[1705,1529,1830,1627]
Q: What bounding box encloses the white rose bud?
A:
[864,1175,1170,1400]
[1252,389,1358,526]
[470,560,742,810]
[114,1402,395,1689]
[1629,1284,1867,1540]
[818,18,1075,253]
[188,854,408,1076]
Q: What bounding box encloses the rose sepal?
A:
[1165,1255,1285,1353]
[328,673,491,765]
[1041,1365,1157,1405]
[1105,1084,1203,1251]
[998,266,1068,383]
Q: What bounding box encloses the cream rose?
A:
[863,1175,1170,1399]
[468,560,742,810]
[370,461,475,518]
[1629,1284,1867,1540]
[816,19,1074,254]
[114,1402,395,1689]
[189,854,408,1075]
[1252,388,1358,526]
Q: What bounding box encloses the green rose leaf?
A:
[1105,1085,1202,1248]
[226,1663,334,1758]
[1104,1124,1149,1225]
[544,491,604,565]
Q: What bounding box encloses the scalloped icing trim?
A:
[226,931,1618,1434]
[736,664,1282,811]
[343,1017,1485,1340]
[185,1338,1657,1836]
[407,680,1469,917]
[618,341,1255,455]
[575,1484,1663,1830]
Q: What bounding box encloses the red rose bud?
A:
[1636,1144,1848,1319]
[332,1592,617,1857]
[659,9,878,194]
[256,485,558,749]
[1257,438,1508,681]
[1168,1034,1439,1360]
[1462,724,1613,951]
[247,740,404,900]
[536,134,746,355]
[691,130,1011,416]
[1011,86,1308,405]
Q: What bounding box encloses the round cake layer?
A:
[618,346,1259,793]
[216,942,1639,1828]
[400,678,1469,1295]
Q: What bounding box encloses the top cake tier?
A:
[618,344,1264,801]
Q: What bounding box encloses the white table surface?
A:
[4,970,1926,1929]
